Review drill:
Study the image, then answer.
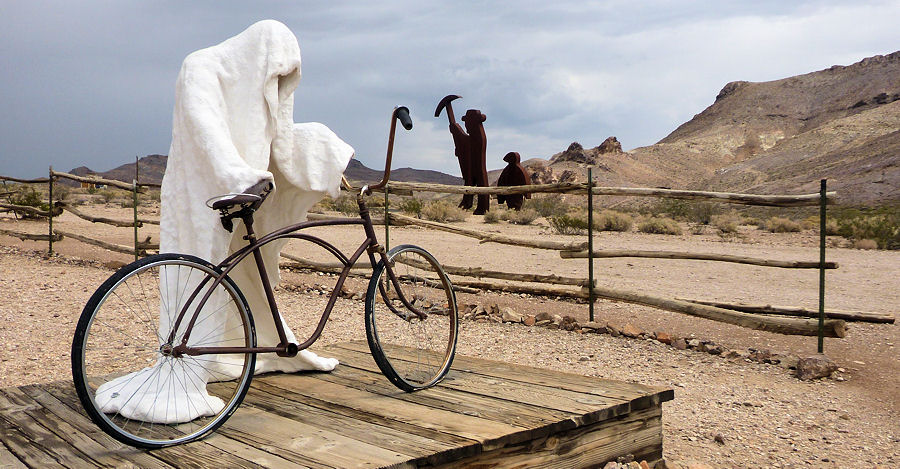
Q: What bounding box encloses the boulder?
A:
[796,354,838,380]
[622,323,643,338]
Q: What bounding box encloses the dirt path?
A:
[1,206,897,467]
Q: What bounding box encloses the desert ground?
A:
[1,201,897,468]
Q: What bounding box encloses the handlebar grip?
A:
[395,106,413,130]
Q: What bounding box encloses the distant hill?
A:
[69,154,462,187]
[532,51,900,205]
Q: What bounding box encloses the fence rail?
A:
[1,167,864,348]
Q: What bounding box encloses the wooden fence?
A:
[2,167,894,350]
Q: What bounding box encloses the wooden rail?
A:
[0,228,61,242]
[50,170,145,192]
[561,249,837,269]
[382,181,837,207]
[677,298,895,324]
[0,175,50,183]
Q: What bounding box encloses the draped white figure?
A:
[95,20,353,423]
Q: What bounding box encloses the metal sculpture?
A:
[496,151,531,210]
[435,95,490,214]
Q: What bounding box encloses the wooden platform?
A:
[0,341,673,468]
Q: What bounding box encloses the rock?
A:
[489,304,500,315]
[640,461,651,469]
[473,305,488,317]
[603,462,618,469]
[621,323,643,338]
[778,354,800,370]
[749,348,774,363]
[796,354,838,380]
[673,338,688,350]
[617,453,635,464]
[551,314,564,325]
[705,344,724,355]
[103,260,126,270]
[581,321,607,333]
[535,320,552,327]
[686,338,701,349]
[607,323,621,337]
[714,433,726,444]
[723,349,744,360]
[523,315,536,326]
[655,331,673,344]
[596,136,623,154]
[500,307,523,323]
[534,312,552,322]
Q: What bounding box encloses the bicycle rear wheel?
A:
[365,245,458,392]
[71,253,256,448]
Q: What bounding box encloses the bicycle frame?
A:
[167,190,422,359]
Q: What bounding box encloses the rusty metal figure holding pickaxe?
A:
[434,95,490,214]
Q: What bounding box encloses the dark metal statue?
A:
[496,151,531,210]
[435,95,490,214]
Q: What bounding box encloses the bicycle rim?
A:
[365,245,458,391]
[72,254,256,448]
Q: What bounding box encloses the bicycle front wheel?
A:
[71,253,256,448]
[365,245,458,392]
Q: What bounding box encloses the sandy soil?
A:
[0,204,897,467]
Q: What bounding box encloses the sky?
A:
[1,1,898,179]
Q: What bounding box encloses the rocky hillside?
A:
[536,51,900,205]
[70,155,463,187]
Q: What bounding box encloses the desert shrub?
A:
[421,201,467,223]
[652,199,691,220]
[503,208,540,225]
[594,210,632,232]
[99,189,118,204]
[523,194,569,218]
[853,239,878,250]
[690,202,720,225]
[333,194,359,216]
[638,217,683,235]
[740,216,760,226]
[53,185,71,202]
[398,197,423,218]
[712,214,740,234]
[763,217,801,233]
[9,186,50,218]
[836,211,899,250]
[483,209,502,224]
[549,213,589,235]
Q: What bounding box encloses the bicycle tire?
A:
[72,253,256,448]
[365,244,458,392]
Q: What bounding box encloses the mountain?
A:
[69,155,462,187]
[537,51,900,205]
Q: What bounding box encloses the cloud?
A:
[1,1,898,178]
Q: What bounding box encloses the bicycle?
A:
[71,106,459,449]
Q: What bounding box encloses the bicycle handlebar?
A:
[344,106,412,195]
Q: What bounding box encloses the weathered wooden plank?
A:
[6,386,155,469]
[0,414,66,469]
[0,441,28,469]
[0,389,89,469]
[259,372,531,450]
[430,406,663,469]
[323,346,623,417]
[39,382,266,469]
[304,360,581,430]
[215,406,415,468]
[331,341,673,402]
[20,384,175,469]
[239,383,463,461]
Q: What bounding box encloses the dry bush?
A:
[421,201,467,223]
[836,211,899,250]
[483,209,502,224]
[99,189,118,204]
[523,194,569,218]
[638,217,683,235]
[762,217,801,233]
[503,208,540,225]
[398,197,423,218]
[333,194,358,216]
[712,214,740,234]
[594,210,632,232]
[853,239,878,250]
[549,213,589,235]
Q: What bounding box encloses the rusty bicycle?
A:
[71,106,459,448]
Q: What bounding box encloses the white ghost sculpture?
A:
[95,20,353,423]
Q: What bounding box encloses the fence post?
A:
[587,168,594,322]
[48,166,54,255]
[133,156,139,261]
[817,179,827,353]
[384,187,390,253]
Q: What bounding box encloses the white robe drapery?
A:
[95,20,353,423]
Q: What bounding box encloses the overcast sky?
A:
[1,1,898,179]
